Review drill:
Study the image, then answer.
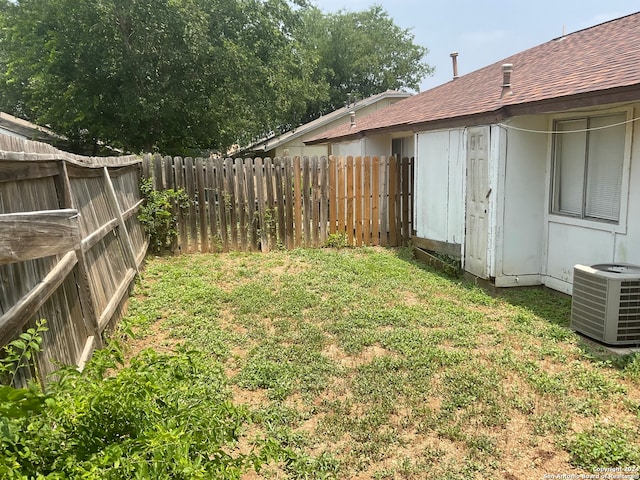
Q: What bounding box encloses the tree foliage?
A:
[0,0,431,155]
[299,5,433,120]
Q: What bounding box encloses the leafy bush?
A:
[0,338,289,479]
[568,423,640,470]
[138,178,190,254]
[324,232,349,248]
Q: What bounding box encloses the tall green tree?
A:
[0,1,431,154]
[0,0,322,154]
[299,5,433,120]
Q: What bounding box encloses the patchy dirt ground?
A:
[123,249,640,479]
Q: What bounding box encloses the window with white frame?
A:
[551,113,626,223]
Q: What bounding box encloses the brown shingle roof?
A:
[308,11,640,144]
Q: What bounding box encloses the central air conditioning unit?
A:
[571,263,640,346]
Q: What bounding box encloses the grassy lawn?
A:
[123,247,640,479]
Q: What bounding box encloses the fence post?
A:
[103,167,139,274]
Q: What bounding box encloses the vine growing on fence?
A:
[138,179,190,254]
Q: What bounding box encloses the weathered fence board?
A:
[0,210,80,264]
[142,155,412,251]
[0,134,146,385]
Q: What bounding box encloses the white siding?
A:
[615,106,640,267]
[495,117,547,285]
[331,140,363,158]
[364,135,391,156]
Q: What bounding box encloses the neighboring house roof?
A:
[0,112,64,144]
[233,90,412,155]
[307,12,640,144]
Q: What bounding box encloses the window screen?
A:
[552,113,626,222]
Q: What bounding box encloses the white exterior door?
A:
[465,127,490,278]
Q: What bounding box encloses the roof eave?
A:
[308,84,640,144]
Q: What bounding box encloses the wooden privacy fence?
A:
[0,134,146,385]
[143,154,413,252]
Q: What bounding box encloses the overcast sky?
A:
[311,0,639,91]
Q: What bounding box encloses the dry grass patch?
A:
[122,248,640,479]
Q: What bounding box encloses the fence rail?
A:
[143,154,413,252]
[0,135,146,385]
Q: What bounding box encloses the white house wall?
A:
[615,106,640,265]
[331,139,364,158]
[363,135,391,156]
[330,134,413,160]
[541,104,640,294]
[414,129,465,245]
[494,116,548,286]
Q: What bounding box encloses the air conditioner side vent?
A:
[572,268,608,341]
[571,264,640,346]
[617,280,640,342]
